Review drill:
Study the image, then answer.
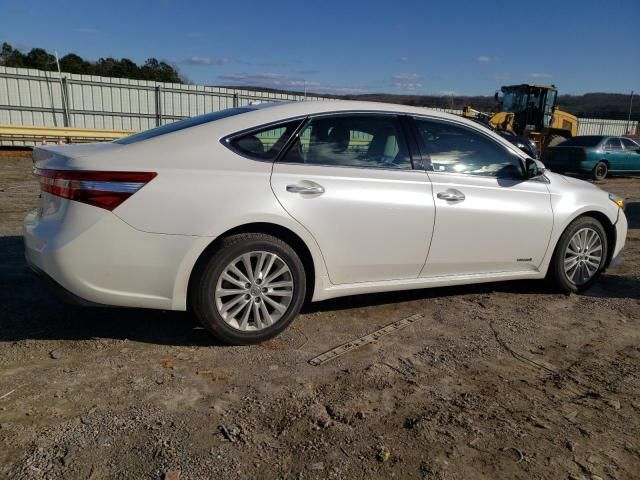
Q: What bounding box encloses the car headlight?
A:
[608,193,625,209]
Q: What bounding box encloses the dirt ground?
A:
[0,155,639,480]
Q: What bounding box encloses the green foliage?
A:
[0,41,183,83]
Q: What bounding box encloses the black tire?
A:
[592,161,608,181]
[549,216,608,293]
[191,233,306,345]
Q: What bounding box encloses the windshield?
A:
[116,107,254,145]
[501,89,527,113]
[557,136,604,147]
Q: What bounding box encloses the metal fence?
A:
[0,66,637,146]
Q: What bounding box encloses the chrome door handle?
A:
[286,184,325,195]
[437,190,465,201]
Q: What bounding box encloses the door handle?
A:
[286,183,325,195]
[437,190,465,202]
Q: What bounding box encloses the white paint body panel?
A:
[423,172,553,276]
[271,164,434,284]
[23,100,628,310]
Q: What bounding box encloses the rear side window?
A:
[280,114,412,169]
[414,118,522,177]
[229,120,302,160]
[621,138,639,149]
[116,107,253,145]
[557,136,603,147]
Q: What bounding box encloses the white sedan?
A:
[24,101,628,344]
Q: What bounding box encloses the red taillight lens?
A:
[35,169,157,211]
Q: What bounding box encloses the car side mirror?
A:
[524,158,546,178]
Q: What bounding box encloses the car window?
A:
[229,120,303,160]
[557,136,603,147]
[621,138,639,150]
[605,138,623,150]
[117,107,253,145]
[280,114,412,169]
[414,118,523,177]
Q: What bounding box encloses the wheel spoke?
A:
[220,294,245,314]
[229,264,250,285]
[241,254,255,283]
[263,294,287,313]
[264,265,288,285]
[216,288,247,297]
[261,254,277,280]
[238,302,252,330]
[254,252,267,281]
[259,301,273,326]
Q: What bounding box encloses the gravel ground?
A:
[1,155,639,480]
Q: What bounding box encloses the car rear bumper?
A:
[23,204,214,311]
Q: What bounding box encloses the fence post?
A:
[233,93,239,108]
[155,86,163,127]
[60,77,70,127]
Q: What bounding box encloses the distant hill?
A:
[226,86,639,121]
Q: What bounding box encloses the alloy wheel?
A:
[563,227,603,285]
[214,251,294,331]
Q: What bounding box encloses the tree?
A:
[0,42,184,83]
[25,48,57,71]
[59,53,94,75]
[1,42,27,67]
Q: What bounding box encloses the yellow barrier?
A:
[0,124,133,142]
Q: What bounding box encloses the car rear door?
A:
[410,116,554,277]
[270,112,435,285]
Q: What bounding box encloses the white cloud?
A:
[392,73,423,90]
[439,90,458,96]
[217,72,367,94]
[400,56,409,62]
[477,56,492,62]
[527,72,552,79]
[181,56,228,66]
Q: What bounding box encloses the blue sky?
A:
[2,0,639,95]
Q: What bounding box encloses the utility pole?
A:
[627,90,634,134]
[54,51,70,127]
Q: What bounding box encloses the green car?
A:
[545,135,640,180]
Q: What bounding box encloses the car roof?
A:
[231,99,469,126]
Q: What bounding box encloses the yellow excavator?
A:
[463,84,578,158]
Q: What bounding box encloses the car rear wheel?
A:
[550,216,608,292]
[191,233,306,345]
[592,161,608,181]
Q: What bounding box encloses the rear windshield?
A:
[116,107,254,145]
[557,136,604,147]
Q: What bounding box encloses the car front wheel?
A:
[550,216,608,292]
[191,233,306,345]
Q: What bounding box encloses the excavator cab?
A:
[496,84,558,133]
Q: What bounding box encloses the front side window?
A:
[229,120,302,160]
[280,114,412,169]
[414,118,523,177]
[605,138,623,150]
[621,138,639,150]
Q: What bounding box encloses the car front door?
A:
[411,117,554,277]
[270,113,434,285]
[603,137,626,171]
[621,137,640,172]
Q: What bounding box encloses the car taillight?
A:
[35,169,157,211]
